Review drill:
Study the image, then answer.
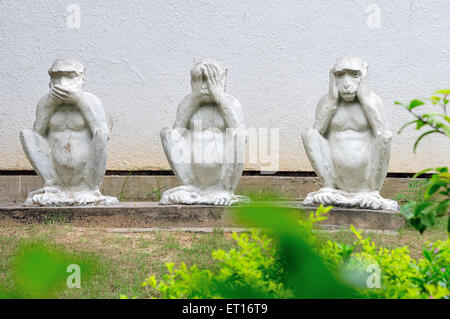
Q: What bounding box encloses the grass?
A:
[118,167,136,202]
[0,215,447,298]
[0,225,236,299]
[118,171,169,202]
[144,177,169,201]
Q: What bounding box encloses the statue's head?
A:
[190,59,227,103]
[48,59,86,91]
[331,56,368,102]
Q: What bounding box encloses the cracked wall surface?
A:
[0,0,449,172]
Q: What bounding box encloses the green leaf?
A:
[425,183,442,198]
[447,216,450,233]
[415,120,426,130]
[435,89,450,95]
[442,125,450,137]
[430,96,440,104]
[413,130,441,152]
[400,202,415,219]
[413,168,434,178]
[397,120,417,134]
[436,199,449,217]
[420,211,435,229]
[409,99,425,110]
[414,201,433,215]
[437,172,450,179]
[423,113,450,123]
[423,249,432,262]
[411,217,426,234]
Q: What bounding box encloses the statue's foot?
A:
[160,187,201,205]
[354,192,383,210]
[206,192,233,206]
[354,192,399,211]
[207,192,251,206]
[231,195,252,206]
[304,188,399,211]
[188,188,250,206]
[303,187,348,206]
[73,190,119,206]
[380,199,399,211]
[25,186,67,207]
[160,186,251,206]
[100,196,120,206]
[24,187,118,207]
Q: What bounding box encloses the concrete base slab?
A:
[0,175,411,204]
[106,227,399,234]
[107,227,250,233]
[0,201,405,230]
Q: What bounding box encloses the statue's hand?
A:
[51,86,84,104]
[357,66,372,106]
[47,92,63,108]
[203,64,224,104]
[189,90,203,106]
[328,69,339,105]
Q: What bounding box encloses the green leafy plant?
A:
[396,91,450,233]
[142,204,449,299]
[329,227,449,299]
[395,179,427,203]
[399,167,449,233]
[142,230,293,299]
[143,204,359,299]
[396,90,449,152]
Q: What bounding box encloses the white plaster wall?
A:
[0,0,449,172]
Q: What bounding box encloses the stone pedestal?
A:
[0,201,405,230]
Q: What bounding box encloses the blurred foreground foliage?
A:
[0,240,97,298]
[143,204,449,299]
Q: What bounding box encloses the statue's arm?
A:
[173,95,197,129]
[360,93,385,134]
[313,94,338,135]
[218,96,245,191]
[33,94,55,136]
[216,95,245,129]
[77,93,109,138]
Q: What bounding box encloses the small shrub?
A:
[396,90,450,233]
[143,205,449,299]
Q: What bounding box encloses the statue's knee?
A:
[160,127,171,141]
[161,127,191,146]
[302,128,319,145]
[93,129,109,142]
[161,127,183,141]
[161,128,177,154]
[20,129,36,149]
[20,128,33,140]
[383,131,393,143]
[375,130,393,144]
